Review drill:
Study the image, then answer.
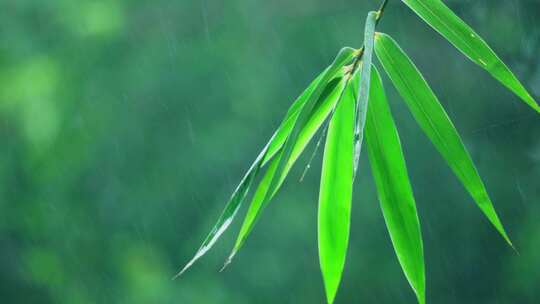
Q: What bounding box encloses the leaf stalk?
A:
[348,0,389,76]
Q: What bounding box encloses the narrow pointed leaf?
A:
[375,33,512,246]
[318,73,355,304]
[226,48,356,264]
[271,47,355,191]
[353,11,377,177]
[174,133,274,278]
[365,66,425,304]
[229,150,282,270]
[224,78,347,268]
[177,67,344,276]
[263,72,327,165]
[278,78,347,188]
[399,0,539,113]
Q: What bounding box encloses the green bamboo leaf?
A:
[226,78,347,267]
[174,132,274,278]
[318,70,356,304]
[225,48,356,266]
[353,10,377,177]
[262,60,350,167]
[364,66,425,304]
[279,78,347,187]
[399,0,539,113]
[262,72,327,165]
[228,149,282,270]
[374,32,513,247]
[177,66,345,277]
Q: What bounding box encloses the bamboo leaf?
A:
[263,72,327,165]
[174,132,274,278]
[399,0,539,113]
[353,11,378,177]
[318,70,356,304]
[225,77,347,267]
[177,60,347,277]
[365,66,425,304]
[279,78,346,187]
[227,149,282,271]
[374,32,513,246]
[225,48,356,266]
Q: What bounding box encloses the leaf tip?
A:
[533,102,540,114]
[220,251,236,272]
[494,223,515,252]
[507,239,519,256]
[172,263,190,280]
[321,270,343,304]
[324,287,337,304]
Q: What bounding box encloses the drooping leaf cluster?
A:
[179,1,538,303]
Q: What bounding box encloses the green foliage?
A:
[3,1,540,303]
[374,32,512,247]
[352,11,377,177]
[399,0,540,113]
[365,66,425,304]
[318,71,356,304]
[226,48,356,266]
[180,0,538,303]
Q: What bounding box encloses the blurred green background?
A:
[1,0,539,303]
